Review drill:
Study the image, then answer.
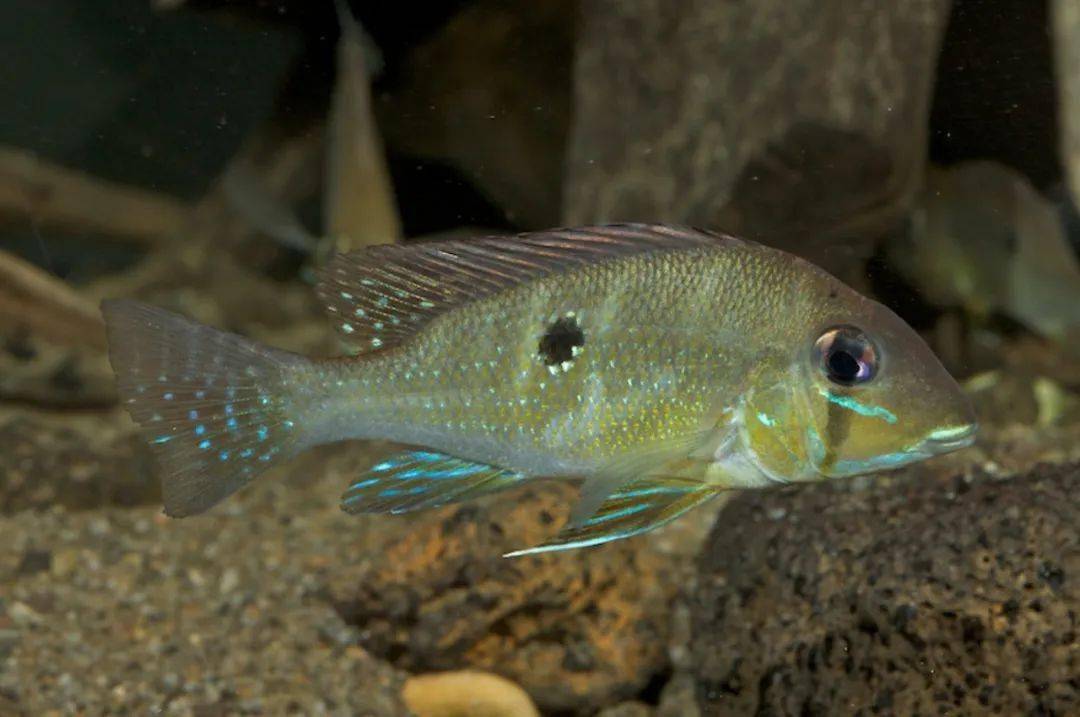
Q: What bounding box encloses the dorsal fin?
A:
[315,223,729,352]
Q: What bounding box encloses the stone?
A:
[403,670,540,717]
[690,462,1080,715]
[564,0,951,281]
[329,483,677,713]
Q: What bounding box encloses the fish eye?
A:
[813,326,878,386]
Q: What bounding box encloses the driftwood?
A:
[0,248,106,351]
[0,146,189,246]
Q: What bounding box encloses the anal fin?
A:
[341,450,525,515]
[504,475,720,557]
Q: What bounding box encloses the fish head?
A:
[787,288,978,479]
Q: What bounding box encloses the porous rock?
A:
[329,483,676,714]
[690,463,1079,715]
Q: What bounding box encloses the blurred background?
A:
[0,1,1077,715]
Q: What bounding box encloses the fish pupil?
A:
[814,325,877,386]
[827,349,861,384]
[538,316,585,366]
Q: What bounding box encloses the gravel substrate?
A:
[0,446,410,716]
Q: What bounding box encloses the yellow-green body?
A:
[105,224,977,554]
[314,244,764,475]
[305,229,971,491]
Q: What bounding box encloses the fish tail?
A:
[102,299,311,517]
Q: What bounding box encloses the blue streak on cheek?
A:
[806,425,826,465]
[820,388,898,424]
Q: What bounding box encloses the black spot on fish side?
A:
[538,315,585,366]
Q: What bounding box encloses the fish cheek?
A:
[741,382,811,480]
[818,391,852,474]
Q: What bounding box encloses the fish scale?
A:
[318,246,786,476]
[104,224,976,555]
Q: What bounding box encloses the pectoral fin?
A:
[504,475,721,557]
[570,427,718,527]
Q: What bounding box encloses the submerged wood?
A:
[0,146,188,245]
[0,248,106,351]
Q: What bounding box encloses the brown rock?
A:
[690,463,1080,715]
[329,483,676,713]
[564,0,950,281]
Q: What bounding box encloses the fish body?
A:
[892,161,1080,346]
[104,224,976,554]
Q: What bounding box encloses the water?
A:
[0,1,1078,714]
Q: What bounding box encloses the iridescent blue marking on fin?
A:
[504,476,720,557]
[340,450,525,515]
[103,299,308,518]
[582,502,650,526]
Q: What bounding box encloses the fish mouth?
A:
[922,423,978,453]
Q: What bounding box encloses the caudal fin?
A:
[103,300,308,517]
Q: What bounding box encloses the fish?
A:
[888,161,1080,348]
[102,224,977,556]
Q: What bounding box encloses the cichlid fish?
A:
[103,224,977,555]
